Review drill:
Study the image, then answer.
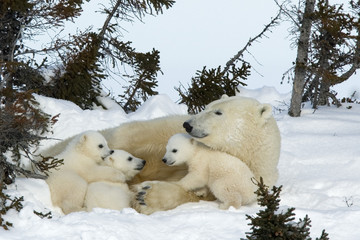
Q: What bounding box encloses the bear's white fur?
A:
[41,96,281,214]
[39,115,189,184]
[46,131,125,214]
[163,133,257,209]
[133,96,280,214]
[182,95,280,186]
[85,150,146,211]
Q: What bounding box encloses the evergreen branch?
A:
[122,79,141,111]
[14,46,64,57]
[337,27,360,83]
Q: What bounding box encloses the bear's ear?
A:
[78,134,88,145]
[259,104,272,120]
[220,94,229,100]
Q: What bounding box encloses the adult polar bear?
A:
[41,95,281,214]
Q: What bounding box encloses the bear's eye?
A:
[172,149,178,153]
[127,157,133,161]
[215,110,222,115]
[98,144,104,148]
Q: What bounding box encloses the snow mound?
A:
[237,86,291,107]
[129,94,188,120]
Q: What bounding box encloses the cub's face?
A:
[182,96,272,149]
[162,133,193,166]
[104,150,146,179]
[77,131,113,163]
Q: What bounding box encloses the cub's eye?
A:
[172,149,178,153]
[215,110,222,115]
[127,157,133,161]
[98,144,104,148]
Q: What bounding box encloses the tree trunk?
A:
[317,80,330,106]
[288,0,316,117]
[313,34,330,108]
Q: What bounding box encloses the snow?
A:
[2,87,360,240]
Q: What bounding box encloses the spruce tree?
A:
[281,0,360,115]
[176,64,249,114]
[303,0,360,108]
[2,0,175,111]
[118,48,161,112]
[0,0,175,229]
[49,32,106,109]
[244,178,329,240]
[0,0,80,229]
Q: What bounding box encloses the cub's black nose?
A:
[142,160,146,165]
[183,121,193,133]
[110,150,114,154]
[162,158,167,163]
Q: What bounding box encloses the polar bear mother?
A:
[41,95,281,214]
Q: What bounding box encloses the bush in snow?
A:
[176,64,249,114]
[244,178,329,240]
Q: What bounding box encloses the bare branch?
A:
[98,0,123,42]
[273,0,301,28]
[7,161,47,180]
[223,10,281,74]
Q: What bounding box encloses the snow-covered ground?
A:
[2,86,360,240]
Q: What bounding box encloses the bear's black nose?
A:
[183,121,193,133]
[110,150,114,154]
[162,158,167,163]
[142,160,146,165]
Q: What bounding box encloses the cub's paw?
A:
[131,181,160,213]
[218,202,230,210]
[135,185,151,206]
[131,181,200,215]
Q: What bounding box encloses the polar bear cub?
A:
[46,131,125,214]
[162,133,257,210]
[85,150,146,211]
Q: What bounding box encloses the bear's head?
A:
[182,96,273,153]
[104,150,146,180]
[162,133,195,166]
[73,131,113,164]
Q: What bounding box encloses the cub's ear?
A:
[78,134,88,144]
[259,104,272,120]
[220,94,229,100]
